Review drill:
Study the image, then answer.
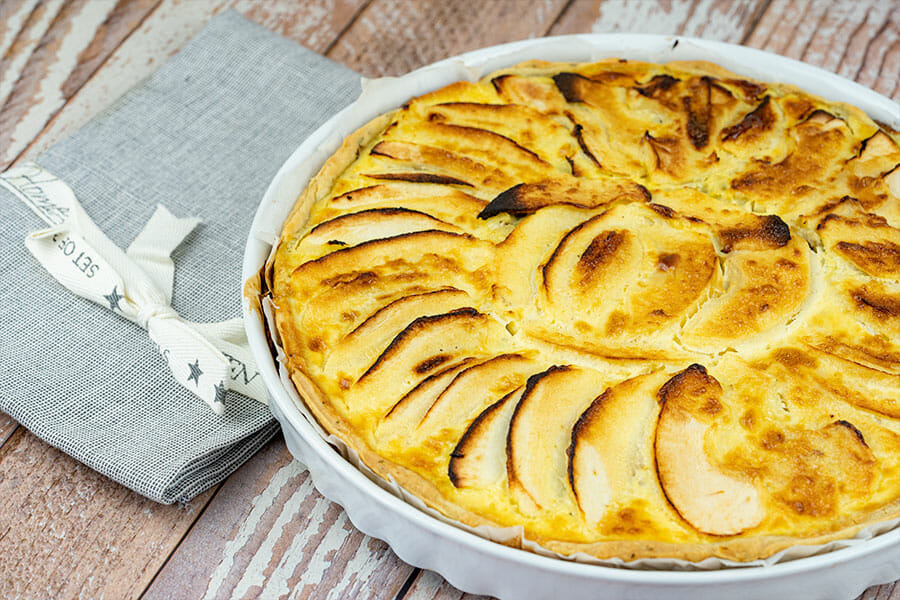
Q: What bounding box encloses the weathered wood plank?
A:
[325,0,569,77]
[860,581,900,599]
[549,0,765,42]
[745,0,900,101]
[860,580,900,600]
[4,0,224,169]
[0,0,64,113]
[0,0,42,63]
[0,412,18,449]
[10,0,368,168]
[143,436,414,600]
[232,0,367,53]
[59,0,161,99]
[0,427,216,600]
[0,0,137,169]
[402,569,492,600]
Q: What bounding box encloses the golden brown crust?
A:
[269,58,900,563]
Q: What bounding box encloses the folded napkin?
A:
[0,10,361,503]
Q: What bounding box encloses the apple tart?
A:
[269,58,900,562]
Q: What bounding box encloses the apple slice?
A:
[376,358,481,449]
[490,74,569,115]
[290,230,492,297]
[478,177,650,219]
[568,372,666,527]
[537,202,716,350]
[323,288,473,382]
[493,204,596,310]
[346,309,509,416]
[391,121,558,181]
[366,140,518,194]
[655,364,764,536]
[730,112,857,216]
[323,183,487,230]
[681,216,813,353]
[817,206,900,278]
[506,366,609,514]
[416,353,540,442]
[449,387,522,488]
[300,208,459,251]
[278,231,493,369]
[425,102,576,172]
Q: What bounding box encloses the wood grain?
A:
[0,0,43,72]
[5,0,229,169]
[325,0,570,77]
[8,0,368,168]
[0,0,64,114]
[550,0,766,42]
[403,570,491,600]
[746,0,900,101]
[0,427,216,600]
[143,436,414,600]
[861,581,900,600]
[232,0,367,54]
[0,0,160,169]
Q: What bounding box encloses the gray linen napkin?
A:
[0,11,360,503]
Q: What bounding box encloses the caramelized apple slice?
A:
[449,387,522,488]
[816,202,900,278]
[568,372,666,527]
[506,366,608,514]
[416,353,540,442]
[277,231,493,368]
[323,183,487,232]
[346,309,508,415]
[323,288,473,381]
[681,216,814,353]
[376,358,481,448]
[655,365,764,536]
[300,208,459,251]
[478,177,649,219]
[730,111,859,217]
[531,202,717,357]
[425,102,576,171]
[290,231,492,297]
[761,347,900,418]
[391,121,558,181]
[366,140,518,194]
[492,204,596,310]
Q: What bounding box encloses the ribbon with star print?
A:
[1,162,268,414]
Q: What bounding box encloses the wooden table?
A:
[1,1,898,598]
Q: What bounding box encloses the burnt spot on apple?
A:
[553,72,593,103]
[721,96,775,142]
[835,240,900,277]
[366,172,474,187]
[719,215,791,253]
[636,74,681,99]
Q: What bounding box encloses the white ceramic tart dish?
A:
[243,35,900,600]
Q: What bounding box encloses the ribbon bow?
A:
[1,162,267,414]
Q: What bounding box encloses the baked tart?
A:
[269,58,900,562]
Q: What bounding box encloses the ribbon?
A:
[1,162,268,414]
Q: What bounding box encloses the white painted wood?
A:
[746,0,900,101]
[587,0,757,42]
[1,1,117,166]
[0,0,64,111]
[0,0,41,63]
